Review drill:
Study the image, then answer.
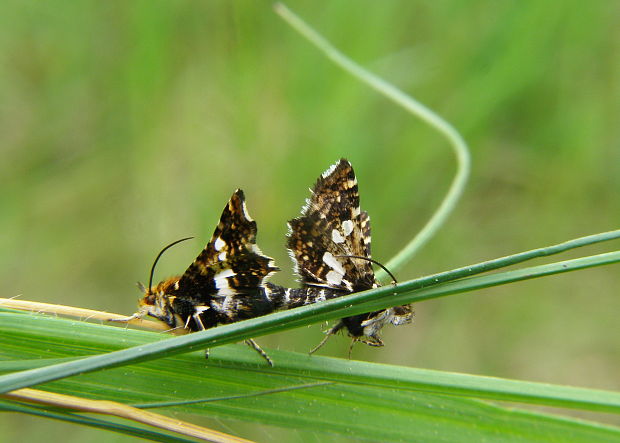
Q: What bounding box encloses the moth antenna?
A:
[334,255,398,285]
[147,237,194,293]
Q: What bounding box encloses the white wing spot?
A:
[331,229,345,244]
[194,305,210,315]
[323,251,345,275]
[214,268,235,289]
[214,237,225,251]
[342,220,354,236]
[218,251,227,261]
[326,270,344,286]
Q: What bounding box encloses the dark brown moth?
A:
[119,189,290,364]
[287,159,413,353]
[119,159,412,363]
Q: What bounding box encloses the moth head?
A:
[133,276,182,328]
[133,237,193,328]
[137,277,177,304]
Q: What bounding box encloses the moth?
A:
[286,159,413,353]
[119,189,287,364]
[120,159,411,363]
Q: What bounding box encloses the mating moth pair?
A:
[122,159,412,363]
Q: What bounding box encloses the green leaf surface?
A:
[1,247,618,395]
[1,309,619,442]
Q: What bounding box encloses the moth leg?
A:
[309,321,345,355]
[244,339,273,367]
[348,337,359,359]
[190,307,211,360]
[108,310,145,324]
[358,336,384,347]
[193,318,211,361]
[347,335,384,358]
[192,314,206,330]
[191,305,211,330]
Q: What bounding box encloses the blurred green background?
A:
[1,1,618,441]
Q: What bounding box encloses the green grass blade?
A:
[1,314,619,442]
[2,310,620,415]
[0,240,618,394]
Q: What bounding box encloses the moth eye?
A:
[145,294,156,305]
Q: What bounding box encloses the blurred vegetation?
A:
[1,1,618,441]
